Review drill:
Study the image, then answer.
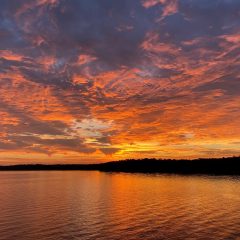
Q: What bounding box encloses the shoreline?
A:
[0,157,239,175]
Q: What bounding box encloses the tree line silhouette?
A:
[0,156,239,175]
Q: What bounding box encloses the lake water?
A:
[0,171,240,240]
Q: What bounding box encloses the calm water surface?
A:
[0,171,240,240]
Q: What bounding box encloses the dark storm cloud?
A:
[0,10,27,49]
[100,147,120,155]
[0,0,161,69]
[0,134,96,154]
[152,0,240,45]
[0,58,34,74]
[194,75,240,96]
[179,0,240,33]
[1,0,239,84]
[20,67,72,88]
[46,0,160,68]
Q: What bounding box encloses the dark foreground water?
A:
[0,171,240,240]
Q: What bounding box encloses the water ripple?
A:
[0,172,240,240]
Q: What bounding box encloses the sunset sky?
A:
[0,0,240,164]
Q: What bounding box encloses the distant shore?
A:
[0,157,239,175]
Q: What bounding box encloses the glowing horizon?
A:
[0,0,240,164]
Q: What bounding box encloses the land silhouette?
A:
[0,156,239,175]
